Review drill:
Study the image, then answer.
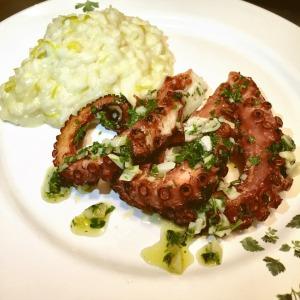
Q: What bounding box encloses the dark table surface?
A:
[0,0,300,26]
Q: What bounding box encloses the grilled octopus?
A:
[52,70,207,186]
[51,71,295,229]
[192,72,295,228]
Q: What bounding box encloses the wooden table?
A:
[0,0,300,26]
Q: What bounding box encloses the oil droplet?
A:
[141,221,194,274]
[71,202,115,236]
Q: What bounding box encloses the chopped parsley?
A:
[96,111,117,130]
[240,237,264,252]
[118,142,132,165]
[162,252,174,266]
[197,240,223,266]
[248,155,261,166]
[248,135,256,144]
[74,124,88,146]
[47,169,64,195]
[261,227,279,244]
[75,1,99,12]
[292,241,300,258]
[42,168,71,203]
[173,91,183,100]
[166,230,188,247]
[150,164,159,177]
[223,138,234,149]
[105,205,115,216]
[263,256,286,276]
[268,135,296,155]
[175,139,204,168]
[279,244,291,252]
[89,218,106,229]
[221,87,242,103]
[71,203,115,236]
[286,215,300,229]
[127,98,157,127]
[277,286,300,300]
[162,229,191,268]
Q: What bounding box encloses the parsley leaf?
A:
[89,218,105,229]
[248,135,256,144]
[175,140,204,168]
[262,227,279,244]
[279,244,291,252]
[277,286,300,300]
[286,215,300,229]
[240,237,264,252]
[127,98,157,127]
[277,294,293,300]
[292,241,300,258]
[163,252,174,266]
[248,155,261,166]
[96,111,117,130]
[263,256,285,276]
[74,124,88,146]
[75,1,99,12]
[166,230,187,247]
[150,164,159,177]
[105,205,115,216]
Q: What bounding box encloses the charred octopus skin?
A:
[52,94,129,167]
[195,72,294,229]
[52,70,205,187]
[52,94,129,186]
[50,71,295,229]
[113,162,220,226]
[221,72,293,228]
[125,69,201,161]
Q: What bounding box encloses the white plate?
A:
[0,1,300,299]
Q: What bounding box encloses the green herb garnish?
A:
[75,1,99,12]
[96,111,116,130]
[292,241,300,258]
[262,227,279,244]
[286,215,300,229]
[248,135,256,144]
[150,164,159,176]
[105,205,115,216]
[175,139,204,168]
[163,252,174,266]
[90,218,106,229]
[279,244,291,252]
[74,124,88,146]
[248,155,261,166]
[240,237,265,252]
[127,98,157,127]
[263,256,285,276]
[268,135,296,155]
[277,286,300,300]
[166,230,188,247]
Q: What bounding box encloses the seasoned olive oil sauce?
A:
[71,203,115,236]
[141,222,194,274]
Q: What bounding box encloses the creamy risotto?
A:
[0,7,174,127]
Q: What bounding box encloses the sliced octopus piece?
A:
[52,70,207,186]
[125,69,207,161]
[195,72,294,229]
[113,162,220,226]
[52,94,129,166]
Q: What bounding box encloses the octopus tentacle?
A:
[113,162,220,226]
[52,70,205,187]
[53,94,129,166]
[203,72,294,228]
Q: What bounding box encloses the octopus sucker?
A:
[50,70,296,230]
